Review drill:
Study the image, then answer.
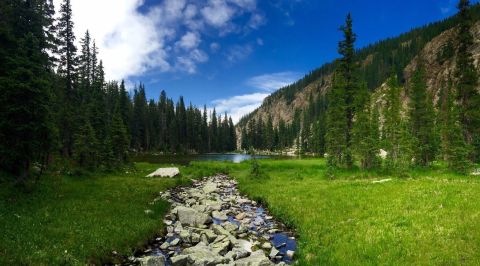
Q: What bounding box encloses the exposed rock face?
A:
[146,168,180,178]
[123,175,296,266]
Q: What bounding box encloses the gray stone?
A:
[174,206,211,226]
[146,167,180,178]
[261,242,272,250]
[181,242,229,265]
[286,250,295,258]
[170,255,188,266]
[235,212,246,220]
[160,242,170,250]
[170,238,180,246]
[139,255,166,266]
[269,247,279,259]
[202,182,218,194]
[212,210,229,221]
[234,250,274,266]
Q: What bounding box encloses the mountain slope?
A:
[237,5,480,135]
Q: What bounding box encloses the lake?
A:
[133,153,282,165]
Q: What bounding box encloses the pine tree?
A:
[455,0,480,162]
[0,0,56,182]
[326,72,348,167]
[440,82,472,174]
[109,107,130,165]
[352,83,379,169]
[408,63,437,166]
[57,0,78,157]
[339,13,358,168]
[73,116,99,170]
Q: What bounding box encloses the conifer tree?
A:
[455,0,480,162]
[352,83,379,169]
[326,72,348,167]
[57,0,78,156]
[0,0,56,182]
[408,63,437,166]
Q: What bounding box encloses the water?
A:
[133,153,276,165]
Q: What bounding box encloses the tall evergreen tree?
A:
[326,72,348,167]
[0,0,56,182]
[408,63,437,166]
[455,0,480,162]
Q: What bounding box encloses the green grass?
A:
[187,159,480,265]
[0,163,190,265]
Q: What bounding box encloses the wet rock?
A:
[170,254,188,266]
[212,210,229,221]
[202,181,218,194]
[261,242,272,250]
[235,212,247,220]
[139,255,166,266]
[269,247,279,259]
[234,250,274,266]
[170,238,180,246]
[286,250,295,259]
[181,242,229,265]
[174,206,211,226]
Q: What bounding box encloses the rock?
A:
[170,238,180,246]
[146,167,180,178]
[203,200,223,211]
[181,242,229,265]
[174,206,211,226]
[269,247,279,259]
[160,242,170,250]
[211,239,231,255]
[170,254,188,266]
[286,250,295,258]
[223,221,238,233]
[372,178,392,184]
[235,212,247,220]
[139,255,166,266]
[202,182,218,194]
[261,242,272,249]
[191,232,201,244]
[234,250,274,266]
[179,230,191,243]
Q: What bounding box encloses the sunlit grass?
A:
[187,158,480,265]
[0,164,190,265]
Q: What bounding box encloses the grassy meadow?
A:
[0,163,193,265]
[1,158,480,265]
[187,158,480,265]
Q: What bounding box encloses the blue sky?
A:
[58,0,476,122]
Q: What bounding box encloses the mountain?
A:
[237,5,480,150]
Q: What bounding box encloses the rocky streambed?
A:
[118,174,297,266]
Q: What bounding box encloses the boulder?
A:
[202,181,218,194]
[234,250,274,266]
[139,255,166,266]
[170,255,188,266]
[181,242,229,265]
[146,167,180,178]
[173,206,211,226]
[212,211,229,221]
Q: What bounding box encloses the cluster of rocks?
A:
[127,174,296,266]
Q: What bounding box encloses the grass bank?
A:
[0,163,191,265]
[187,158,480,265]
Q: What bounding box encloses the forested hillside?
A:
[0,0,236,183]
[239,0,480,174]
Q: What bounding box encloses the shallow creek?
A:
[116,174,297,266]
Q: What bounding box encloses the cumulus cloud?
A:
[53,0,264,80]
[226,44,254,63]
[247,71,301,92]
[213,93,270,123]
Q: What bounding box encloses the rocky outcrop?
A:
[122,175,297,266]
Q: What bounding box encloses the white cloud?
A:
[226,44,253,62]
[247,71,301,92]
[212,93,270,123]
[53,0,264,80]
[201,0,236,28]
[211,71,302,123]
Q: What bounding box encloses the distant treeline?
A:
[0,0,235,183]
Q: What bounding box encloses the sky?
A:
[53,0,475,123]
